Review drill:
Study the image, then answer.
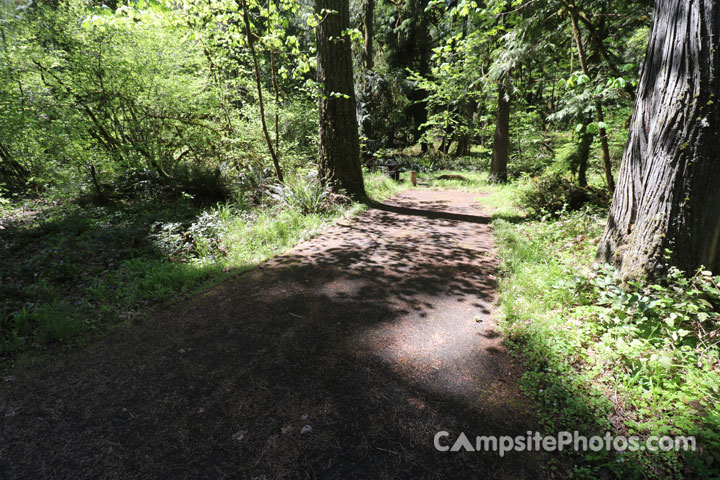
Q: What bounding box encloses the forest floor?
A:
[0,189,549,479]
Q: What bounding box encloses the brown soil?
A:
[0,190,546,479]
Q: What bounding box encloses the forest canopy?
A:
[0,0,652,203]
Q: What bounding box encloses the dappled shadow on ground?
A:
[0,200,203,313]
[0,191,545,479]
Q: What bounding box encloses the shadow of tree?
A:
[0,191,547,479]
[0,199,229,355]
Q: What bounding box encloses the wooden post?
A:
[410,171,417,186]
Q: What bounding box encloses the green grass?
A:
[7,166,717,479]
[474,183,720,479]
[0,170,406,365]
[416,169,490,191]
[364,168,408,199]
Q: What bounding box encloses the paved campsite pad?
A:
[1,190,546,479]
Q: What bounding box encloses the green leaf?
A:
[657,352,674,370]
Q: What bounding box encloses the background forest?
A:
[1,0,650,199]
[2,0,719,478]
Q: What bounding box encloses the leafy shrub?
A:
[280,99,319,160]
[496,207,720,477]
[167,163,231,204]
[114,168,165,196]
[585,265,720,352]
[507,137,555,178]
[1,0,234,200]
[113,163,232,204]
[520,174,609,217]
[267,175,334,214]
[571,265,720,474]
[150,210,227,261]
[507,154,553,179]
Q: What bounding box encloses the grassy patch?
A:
[364,168,408,200]
[415,169,490,191]
[481,186,720,478]
[0,171,405,366]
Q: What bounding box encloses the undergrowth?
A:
[0,171,404,365]
[485,189,720,479]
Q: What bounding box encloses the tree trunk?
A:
[597,0,720,278]
[362,0,374,71]
[569,9,614,192]
[575,116,593,188]
[414,4,432,152]
[89,164,108,204]
[488,84,510,183]
[594,102,615,192]
[0,141,29,192]
[316,0,365,197]
[453,135,470,157]
[359,0,375,159]
[270,49,280,155]
[453,98,476,157]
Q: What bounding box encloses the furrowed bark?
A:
[597,0,720,278]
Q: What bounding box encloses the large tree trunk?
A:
[488,84,510,183]
[316,0,365,197]
[597,0,720,278]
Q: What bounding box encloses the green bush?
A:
[167,163,231,204]
[520,174,609,217]
[150,209,228,261]
[267,175,335,214]
[494,208,720,477]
